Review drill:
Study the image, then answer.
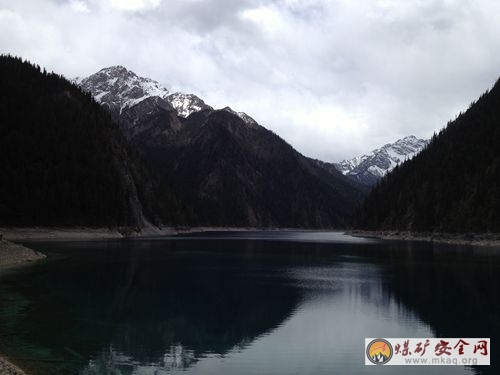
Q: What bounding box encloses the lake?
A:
[0,231,498,374]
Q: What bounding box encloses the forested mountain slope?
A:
[0,55,189,228]
[354,78,500,233]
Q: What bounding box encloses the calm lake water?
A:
[0,231,498,374]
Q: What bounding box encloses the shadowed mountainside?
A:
[77,66,366,228]
[354,77,500,233]
[0,55,190,228]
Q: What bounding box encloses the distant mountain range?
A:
[335,136,428,186]
[5,55,495,233]
[74,65,366,228]
[75,67,428,189]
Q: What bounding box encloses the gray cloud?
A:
[1,0,500,161]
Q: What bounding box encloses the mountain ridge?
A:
[76,65,366,228]
[74,66,260,122]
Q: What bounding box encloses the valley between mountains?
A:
[2,58,370,231]
[4,55,497,239]
[71,65,427,229]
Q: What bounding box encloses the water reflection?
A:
[83,344,197,374]
[377,242,500,374]
[0,238,303,374]
[0,233,497,374]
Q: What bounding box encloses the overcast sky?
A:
[2,0,500,161]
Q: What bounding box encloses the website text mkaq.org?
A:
[365,338,490,366]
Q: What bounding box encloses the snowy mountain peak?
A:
[76,66,170,114]
[75,66,217,118]
[75,66,265,125]
[96,65,131,77]
[104,65,127,72]
[401,135,418,141]
[336,135,428,185]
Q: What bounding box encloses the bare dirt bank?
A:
[348,230,500,247]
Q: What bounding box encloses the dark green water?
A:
[0,232,498,374]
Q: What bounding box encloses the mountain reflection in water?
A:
[0,232,497,374]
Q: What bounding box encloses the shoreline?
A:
[0,356,27,375]
[3,227,500,247]
[1,227,128,242]
[0,240,43,374]
[0,238,46,269]
[0,226,335,242]
[349,230,500,247]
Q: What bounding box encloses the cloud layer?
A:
[2,0,500,161]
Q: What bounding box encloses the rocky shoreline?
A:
[0,238,45,375]
[349,230,500,247]
[0,238,46,268]
[0,356,27,375]
[0,238,42,374]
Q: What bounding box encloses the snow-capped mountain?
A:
[70,65,365,228]
[74,66,212,118]
[74,66,260,121]
[336,135,428,186]
[73,65,262,148]
[74,66,171,114]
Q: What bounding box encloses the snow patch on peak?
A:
[166,92,211,118]
[336,154,370,175]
